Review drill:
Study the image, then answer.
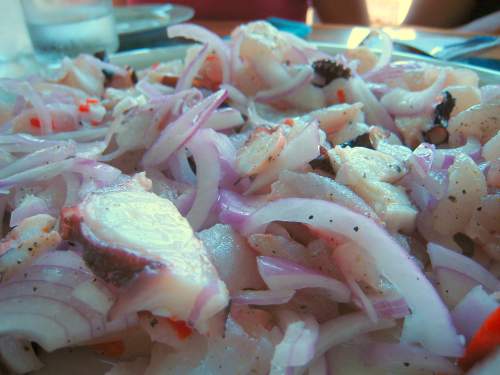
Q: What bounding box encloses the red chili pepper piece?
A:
[459,306,500,371]
[166,317,193,340]
[79,103,90,113]
[30,117,41,128]
[337,89,346,103]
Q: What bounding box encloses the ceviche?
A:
[0,21,499,375]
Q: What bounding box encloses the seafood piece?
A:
[0,214,61,282]
[61,187,229,330]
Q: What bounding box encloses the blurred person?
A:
[404,0,500,33]
[113,0,370,24]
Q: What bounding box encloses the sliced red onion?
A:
[315,312,395,359]
[428,243,499,292]
[407,182,439,211]
[173,188,196,216]
[185,129,221,231]
[186,281,221,328]
[62,172,83,207]
[71,158,122,185]
[246,121,320,194]
[40,127,109,142]
[0,142,76,179]
[0,134,65,153]
[219,83,248,109]
[346,76,398,134]
[218,189,265,230]
[203,108,244,130]
[364,342,461,374]
[257,256,350,303]
[452,285,498,341]
[255,66,313,103]
[0,159,74,193]
[168,23,230,83]
[433,137,482,169]
[142,89,227,168]
[10,195,50,227]
[136,80,173,98]
[271,311,319,371]
[242,198,463,356]
[0,251,135,352]
[381,69,446,116]
[348,276,378,322]
[434,266,479,308]
[0,336,43,374]
[168,148,197,186]
[176,43,210,92]
[231,289,295,305]
[486,159,500,187]
[362,31,393,79]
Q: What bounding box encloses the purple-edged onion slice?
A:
[428,243,499,292]
[185,129,222,231]
[451,286,498,341]
[142,89,227,168]
[168,23,230,83]
[231,289,295,306]
[257,256,350,302]
[242,198,463,356]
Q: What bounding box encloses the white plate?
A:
[110,42,500,84]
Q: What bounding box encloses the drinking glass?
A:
[21,0,119,63]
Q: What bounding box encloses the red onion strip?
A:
[346,76,398,134]
[451,286,498,341]
[167,148,197,186]
[257,256,350,302]
[203,108,244,130]
[185,129,222,230]
[0,142,76,179]
[242,198,463,356]
[231,289,295,305]
[168,23,230,83]
[0,251,133,352]
[141,89,227,168]
[10,196,50,227]
[428,243,499,292]
[362,31,393,79]
[176,43,210,92]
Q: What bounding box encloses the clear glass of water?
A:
[21,0,119,63]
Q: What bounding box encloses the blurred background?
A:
[0,0,498,77]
